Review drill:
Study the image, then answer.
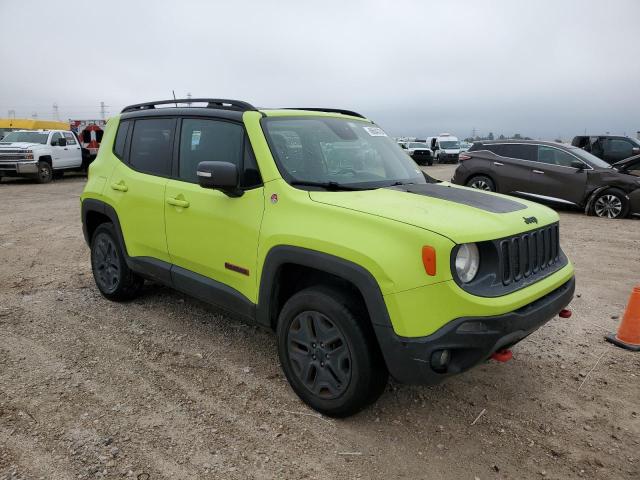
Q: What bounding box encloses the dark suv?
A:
[451,140,640,219]
[572,135,640,164]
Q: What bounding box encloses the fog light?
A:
[431,349,450,373]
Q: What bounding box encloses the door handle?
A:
[167,197,190,208]
[532,170,544,174]
[493,161,504,166]
[110,182,128,192]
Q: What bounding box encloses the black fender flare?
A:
[256,246,392,330]
[81,198,128,255]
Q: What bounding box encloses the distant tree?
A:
[498,134,505,140]
[513,133,522,139]
[487,132,494,140]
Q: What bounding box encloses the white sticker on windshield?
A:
[363,126,387,137]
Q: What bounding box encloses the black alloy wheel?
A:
[286,310,352,400]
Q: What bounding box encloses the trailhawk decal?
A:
[387,183,527,214]
[362,126,387,137]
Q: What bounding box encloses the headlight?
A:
[455,243,480,283]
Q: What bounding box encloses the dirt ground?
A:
[1,167,638,480]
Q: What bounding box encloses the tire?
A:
[35,160,53,184]
[90,223,144,301]
[277,286,388,417]
[466,175,495,192]
[591,189,629,219]
[427,158,433,166]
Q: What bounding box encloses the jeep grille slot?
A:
[501,224,560,286]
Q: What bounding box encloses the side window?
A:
[113,120,131,160]
[51,132,63,146]
[501,144,537,161]
[607,139,633,157]
[485,144,506,156]
[129,118,174,176]
[63,132,77,145]
[178,118,244,183]
[537,146,576,167]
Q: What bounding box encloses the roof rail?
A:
[121,98,256,113]
[282,107,366,119]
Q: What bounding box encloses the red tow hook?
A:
[559,309,572,318]
[491,349,513,362]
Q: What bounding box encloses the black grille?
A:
[500,224,560,286]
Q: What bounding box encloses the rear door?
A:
[107,117,174,263]
[62,131,83,167]
[483,143,537,194]
[524,145,588,204]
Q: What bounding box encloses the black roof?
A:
[473,139,571,148]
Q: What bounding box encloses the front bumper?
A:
[374,276,575,384]
[0,161,38,175]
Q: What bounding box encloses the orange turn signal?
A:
[422,246,436,276]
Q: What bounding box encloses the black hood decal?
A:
[387,183,527,213]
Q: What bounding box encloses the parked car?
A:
[452,140,640,219]
[426,133,460,163]
[572,135,640,165]
[81,99,574,416]
[459,141,472,152]
[404,142,433,165]
[0,129,84,183]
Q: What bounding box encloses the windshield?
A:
[439,140,460,149]
[0,131,49,144]
[263,117,427,189]
[568,147,612,169]
[409,143,428,148]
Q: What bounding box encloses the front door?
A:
[525,145,588,205]
[49,132,69,167]
[63,131,83,168]
[164,118,265,303]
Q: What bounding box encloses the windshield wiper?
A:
[290,180,370,191]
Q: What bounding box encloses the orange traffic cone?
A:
[606,286,640,351]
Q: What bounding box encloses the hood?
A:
[442,148,460,153]
[309,182,559,243]
[611,154,640,171]
[0,142,41,149]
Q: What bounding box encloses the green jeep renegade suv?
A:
[80,98,575,417]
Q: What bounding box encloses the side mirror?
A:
[196,161,243,197]
[570,160,585,170]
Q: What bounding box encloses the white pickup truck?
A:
[0,129,83,183]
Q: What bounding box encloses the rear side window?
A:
[63,132,77,145]
[178,118,244,183]
[481,144,536,161]
[129,118,174,176]
[113,120,131,159]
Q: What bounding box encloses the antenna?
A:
[172,90,178,107]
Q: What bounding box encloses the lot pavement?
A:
[0,169,638,480]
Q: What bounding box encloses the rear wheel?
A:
[277,287,388,417]
[591,189,629,219]
[466,175,495,191]
[35,161,53,184]
[90,223,144,301]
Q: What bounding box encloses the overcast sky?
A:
[1,0,639,139]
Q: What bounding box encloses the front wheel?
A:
[591,189,629,219]
[277,287,388,417]
[466,175,495,191]
[35,161,53,183]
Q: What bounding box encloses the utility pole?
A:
[187,92,192,105]
[53,103,60,121]
[31,112,38,119]
[100,101,107,120]
[8,110,15,119]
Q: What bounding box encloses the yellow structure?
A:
[0,118,70,131]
